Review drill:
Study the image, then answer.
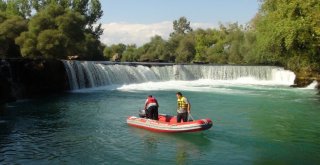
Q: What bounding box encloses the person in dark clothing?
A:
[144,95,159,120]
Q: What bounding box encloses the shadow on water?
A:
[128,126,212,146]
[0,98,74,164]
[172,132,213,165]
[0,104,15,163]
[0,104,14,137]
[128,126,213,164]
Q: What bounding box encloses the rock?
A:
[0,59,15,103]
[0,59,69,103]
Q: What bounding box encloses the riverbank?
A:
[293,70,320,92]
[0,59,68,104]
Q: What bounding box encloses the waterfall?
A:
[305,80,318,89]
[62,60,296,90]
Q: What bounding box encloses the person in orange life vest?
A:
[144,95,159,120]
[176,92,191,123]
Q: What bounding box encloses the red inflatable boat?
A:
[127,114,213,133]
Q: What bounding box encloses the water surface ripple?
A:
[1,83,320,164]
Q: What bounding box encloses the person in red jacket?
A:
[144,95,159,120]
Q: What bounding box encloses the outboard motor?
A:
[139,109,146,118]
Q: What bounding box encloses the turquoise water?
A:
[1,82,320,164]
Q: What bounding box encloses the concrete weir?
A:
[1,59,319,104]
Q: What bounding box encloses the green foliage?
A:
[0,15,27,40]
[192,23,250,64]
[3,0,32,18]
[206,42,227,64]
[0,1,6,11]
[254,0,320,71]
[30,0,104,29]
[103,46,112,60]
[86,0,103,38]
[194,29,216,62]
[166,34,183,62]
[36,29,67,58]
[175,35,196,63]
[112,19,259,65]
[241,31,258,64]
[105,0,318,74]
[81,33,104,60]
[103,43,126,61]
[16,5,83,58]
[15,31,38,57]
[0,0,318,73]
[224,23,245,64]
[0,13,27,57]
[139,35,168,62]
[10,1,103,59]
[0,0,103,59]
[113,44,126,56]
[121,45,139,62]
[171,17,193,36]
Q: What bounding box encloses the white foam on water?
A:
[304,80,318,89]
[116,78,294,93]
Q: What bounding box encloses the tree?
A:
[254,0,320,71]
[224,23,245,64]
[2,0,32,18]
[139,35,168,62]
[158,42,172,62]
[86,0,103,38]
[0,1,6,11]
[194,29,217,62]
[30,0,104,30]
[206,41,227,64]
[103,43,126,61]
[15,30,39,57]
[170,16,193,36]
[166,34,184,62]
[16,4,86,58]
[175,34,196,63]
[36,29,67,58]
[241,31,258,64]
[103,45,112,60]
[0,13,27,57]
[81,32,104,60]
[0,0,104,59]
[121,44,139,62]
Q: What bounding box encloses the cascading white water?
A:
[62,60,296,90]
[305,80,318,89]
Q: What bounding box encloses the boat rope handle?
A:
[188,113,194,121]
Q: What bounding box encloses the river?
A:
[1,62,319,164]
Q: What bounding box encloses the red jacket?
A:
[145,97,158,109]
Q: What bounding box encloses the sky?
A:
[100,0,260,46]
